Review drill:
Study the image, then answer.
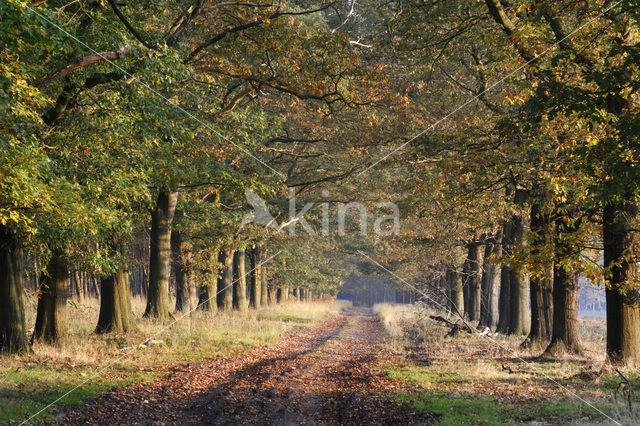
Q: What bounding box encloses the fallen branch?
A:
[429,315,473,337]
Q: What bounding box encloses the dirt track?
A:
[64,308,434,425]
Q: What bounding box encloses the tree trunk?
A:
[479,236,501,329]
[508,196,530,335]
[496,222,512,334]
[218,249,234,311]
[462,253,471,317]
[0,225,30,353]
[545,211,582,355]
[268,285,277,305]
[524,202,552,346]
[603,199,640,366]
[448,266,464,317]
[465,242,483,322]
[144,190,178,319]
[233,250,247,311]
[542,268,554,343]
[260,256,268,307]
[33,249,69,343]
[172,230,194,313]
[198,279,211,311]
[73,270,82,299]
[545,263,581,355]
[96,243,133,334]
[249,247,262,308]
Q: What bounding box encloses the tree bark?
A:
[0,225,30,353]
[171,230,194,313]
[508,192,530,335]
[465,242,483,321]
[524,202,552,346]
[249,247,262,308]
[96,243,133,334]
[545,211,582,355]
[545,263,581,355]
[479,235,501,329]
[496,221,512,334]
[144,190,178,319]
[33,249,69,343]
[233,250,247,311]
[462,254,471,317]
[218,248,234,311]
[603,199,640,366]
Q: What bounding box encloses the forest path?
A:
[63,308,432,425]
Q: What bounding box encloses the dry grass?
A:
[375,303,635,425]
[1,295,347,424]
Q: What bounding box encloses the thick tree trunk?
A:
[171,230,194,313]
[96,243,133,334]
[0,225,30,353]
[545,263,581,355]
[233,250,247,311]
[509,189,531,335]
[249,247,262,308]
[603,199,640,366]
[497,190,530,336]
[465,242,483,322]
[479,236,501,329]
[33,249,69,343]
[144,190,178,319]
[218,249,234,311]
[545,211,582,355]
[524,202,552,346]
[508,198,530,335]
[496,222,512,334]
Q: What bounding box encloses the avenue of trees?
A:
[3,0,640,370]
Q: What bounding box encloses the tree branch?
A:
[184,3,334,63]
[38,46,130,90]
[484,0,535,62]
[41,71,126,125]
[106,0,156,49]
[166,0,209,46]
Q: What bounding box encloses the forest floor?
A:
[62,307,433,425]
[375,303,640,425]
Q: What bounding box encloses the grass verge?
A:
[374,303,638,425]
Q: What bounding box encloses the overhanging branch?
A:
[38,46,130,90]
